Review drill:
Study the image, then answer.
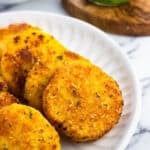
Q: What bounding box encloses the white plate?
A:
[0,11,141,150]
[0,0,29,5]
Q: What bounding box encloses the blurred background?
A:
[0,0,66,14]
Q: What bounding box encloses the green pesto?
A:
[88,0,129,6]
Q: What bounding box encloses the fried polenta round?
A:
[0,92,19,109]
[0,23,38,63]
[0,103,61,150]
[24,62,51,110]
[43,63,123,142]
[0,23,66,97]
[24,51,90,110]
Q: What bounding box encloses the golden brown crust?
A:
[43,63,123,142]
[0,23,66,98]
[0,76,8,92]
[24,62,51,110]
[0,76,18,109]
[62,0,150,35]
[0,23,35,40]
[0,103,61,150]
[24,50,90,110]
[0,23,123,144]
[1,50,36,98]
[0,24,37,62]
[0,92,19,109]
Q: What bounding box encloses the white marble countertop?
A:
[0,0,150,149]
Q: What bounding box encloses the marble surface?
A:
[0,0,150,149]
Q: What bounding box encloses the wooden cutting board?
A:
[62,0,150,36]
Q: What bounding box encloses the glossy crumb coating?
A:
[24,50,90,110]
[0,23,66,98]
[0,103,61,150]
[43,63,123,142]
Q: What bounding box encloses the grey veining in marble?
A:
[0,0,150,149]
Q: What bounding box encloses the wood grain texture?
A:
[62,0,150,36]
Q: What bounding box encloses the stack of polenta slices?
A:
[0,23,123,149]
